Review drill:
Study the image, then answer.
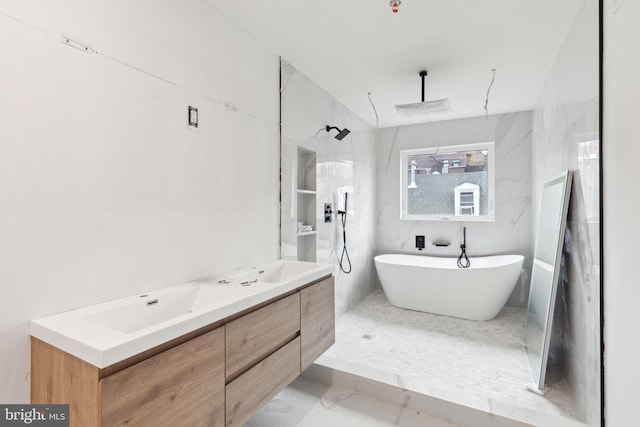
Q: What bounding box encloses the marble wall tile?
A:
[281,60,377,316]
[376,112,533,307]
[531,0,600,424]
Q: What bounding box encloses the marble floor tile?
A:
[245,376,459,427]
[322,290,580,423]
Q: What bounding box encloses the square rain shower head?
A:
[395,98,451,117]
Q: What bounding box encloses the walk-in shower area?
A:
[312,290,580,426]
[279,0,600,420]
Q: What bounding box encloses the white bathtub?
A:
[374,254,524,321]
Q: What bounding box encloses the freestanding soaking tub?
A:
[374,254,524,321]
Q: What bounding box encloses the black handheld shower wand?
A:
[457,226,470,268]
[337,192,352,273]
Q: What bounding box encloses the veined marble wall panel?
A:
[531,0,600,424]
[281,60,377,316]
[376,112,533,307]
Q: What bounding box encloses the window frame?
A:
[399,142,496,222]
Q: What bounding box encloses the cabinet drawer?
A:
[301,277,335,370]
[225,336,301,427]
[100,327,225,427]
[225,292,300,380]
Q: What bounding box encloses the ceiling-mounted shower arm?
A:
[394,69,450,117]
[420,70,427,102]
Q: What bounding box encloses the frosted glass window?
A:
[400,142,495,221]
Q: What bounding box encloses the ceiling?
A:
[207,0,582,128]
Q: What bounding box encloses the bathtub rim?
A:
[374,253,524,270]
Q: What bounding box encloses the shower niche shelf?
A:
[296,148,317,262]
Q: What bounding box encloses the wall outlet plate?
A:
[416,235,425,250]
[188,106,198,128]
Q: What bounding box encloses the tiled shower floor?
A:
[321,290,581,425]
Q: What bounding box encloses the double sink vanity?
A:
[30,260,335,427]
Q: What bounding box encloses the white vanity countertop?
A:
[30,260,333,368]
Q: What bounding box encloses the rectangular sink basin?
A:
[259,261,323,283]
[85,284,260,334]
[223,260,326,284]
[86,287,201,334]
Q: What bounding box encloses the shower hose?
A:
[337,195,352,274]
[457,244,470,268]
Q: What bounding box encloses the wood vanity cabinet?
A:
[31,327,225,427]
[225,292,300,381]
[226,337,301,427]
[101,327,225,427]
[301,276,335,370]
[225,276,335,427]
[31,275,335,427]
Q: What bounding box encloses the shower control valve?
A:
[324,203,333,223]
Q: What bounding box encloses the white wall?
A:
[531,0,600,423]
[0,1,280,402]
[280,60,377,316]
[376,112,533,307]
[603,0,640,425]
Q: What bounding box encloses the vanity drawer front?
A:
[225,336,301,427]
[301,276,335,370]
[100,327,225,427]
[225,292,300,380]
